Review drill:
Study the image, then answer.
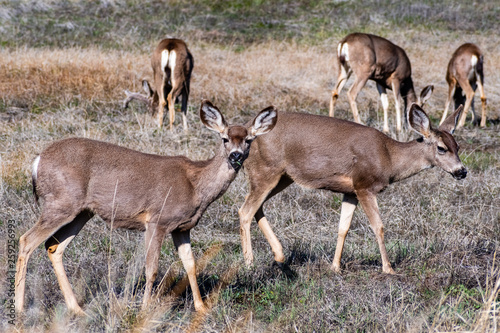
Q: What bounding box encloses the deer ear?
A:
[250,106,278,137]
[142,80,154,97]
[439,105,463,134]
[200,100,228,133]
[408,103,431,138]
[419,85,434,106]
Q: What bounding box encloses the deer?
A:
[439,43,487,128]
[238,103,466,275]
[15,100,277,315]
[124,38,194,130]
[329,32,434,133]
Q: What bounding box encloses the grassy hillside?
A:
[1,1,499,332]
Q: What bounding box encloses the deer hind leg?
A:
[456,76,475,128]
[357,191,395,274]
[45,210,93,315]
[376,83,390,133]
[15,210,82,313]
[346,75,369,124]
[238,173,288,267]
[167,84,183,132]
[440,80,456,125]
[171,230,207,313]
[331,193,358,272]
[330,63,352,117]
[142,223,166,309]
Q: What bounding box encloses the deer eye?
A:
[245,139,254,145]
[437,146,447,154]
[222,138,229,144]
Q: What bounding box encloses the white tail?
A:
[440,43,487,128]
[15,100,277,314]
[124,38,194,130]
[239,104,466,274]
[330,32,433,133]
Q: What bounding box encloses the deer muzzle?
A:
[229,151,244,170]
[452,167,467,180]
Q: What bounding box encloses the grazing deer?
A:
[124,38,194,130]
[440,43,486,128]
[239,104,466,274]
[329,32,433,133]
[15,100,277,315]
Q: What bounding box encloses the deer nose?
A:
[453,167,467,180]
[229,151,244,170]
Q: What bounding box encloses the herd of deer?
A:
[15,33,485,315]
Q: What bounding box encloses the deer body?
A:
[330,33,433,133]
[15,101,277,315]
[440,43,486,128]
[124,38,194,130]
[239,105,466,274]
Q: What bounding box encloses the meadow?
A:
[1,0,499,332]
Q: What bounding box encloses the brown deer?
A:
[329,32,433,133]
[124,38,194,130]
[440,43,486,128]
[15,100,277,315]
[239,104,466,274]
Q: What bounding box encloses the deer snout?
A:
[228,151,244,170]
[452,167,467,180]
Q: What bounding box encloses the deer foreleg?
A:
[376,84,390,133]
[391,81,402,132]
[357,191,395,274]
[477,78,487,127]
[172,230,207,313]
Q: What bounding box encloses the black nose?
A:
[453,167,467,180]
[229,152,244,169]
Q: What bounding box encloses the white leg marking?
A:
[339,43,349,61]
[32,156,40,182]
[168,50,177,88]
[161,50,169,72]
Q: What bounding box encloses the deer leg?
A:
[477,77,487,127]
[331,193,358,272]
[157,82,167,128]
[142,223,166,309]
[357,191,395,274]
[167,85,183,132]
[45,210,93,315]
[440,81,456,125]
[181,89,189,131]
[330,64,351,117]
[347,75,369,124]
[171,230,207,313]
[15,210,81,313]
[254,175,294,264]
[376,84,390,133]
[391,80,403,132]
[456,77,475,128]
[238,173,286,267]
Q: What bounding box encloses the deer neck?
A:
[192,145,237,204]
[387,138,433,183]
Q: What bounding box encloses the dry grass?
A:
[1,1,500,332]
